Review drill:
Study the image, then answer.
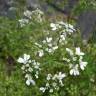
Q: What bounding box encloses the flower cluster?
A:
[50,21,75,33]
[31,8,44,22]
[19,19,29,27]
[19,9,44,27]
[64,47,88,76]
[50,21,75,44]
[24,10,32,19]
[17,54,41,86]
[42,37,58,53]
[17,9,88,95]
[40,72,66,93]
[35,36,58,56]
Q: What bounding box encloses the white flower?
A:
[46,83,50,87]
[49,89,53,93]
[28,67,33,72]
[60,34,66,40]
[25,74,35,86]
[47,74,52,80]
[52,82,57,87]
[67,24,74,30]
[48,43,52,47]
[52,46,58,50]
[75,47,84,56]
[33,8,44,15]
[35,74,39,79]
[35,42,42,48]
[45,48,53,53]
[58,21,75,31]
[46,37,52,43]
[70,64,79,76]
[66,48,74,56]
[57,72,66,86]
[57,72,66,80]
[58,21,66,25]
[65,28,74,34]
[40,87,46,93]
[79,56,83,61]
[24,10,32,19]
[26,79,35,86]
[52,74,58,80]
[25,64,30,67]
[34,64,40,69]
[21,65,25,70]
[38,50,44,57]
[32,8,44,22]
[17,54,30,64]
[64,23,75,31]
[73,57,77,61]
[19,19,29,27]
[79,61,87,70]
[42,40,46,44]
[63,58,70,62]
[50,23,57,31]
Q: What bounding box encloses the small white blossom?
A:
[75,47,84,56]
[32,8,44,22]
[38,50,44,57]
[35,42,42,48]
[52,46,58,50]
[21,65,25,70]
[28,67,33,72]
[24,10,32,19]
[47,74,52,80]
[73,57,77,61]
[17,54,30,64]
[52,82,57,87]
[70,64,79,76]
[46,83,50,87]
[66,48,74,56]
[49,89,53,93]
[57,72,66,80]
[40,87,46,93]
[50,23,57,31]
[19,19,29,27]
[45,48,53,53]
[26,79,35,86]
[25,74,35,86]
[79,61,87,70]
[48,43,52,47]
[40,72,66,93]
[35,74,39,79]
[46,37,52,43]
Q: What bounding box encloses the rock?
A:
[0,0,10,15]
[26,0,41,10]
[76,10,96,41]
[0,0,16,19]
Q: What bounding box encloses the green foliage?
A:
[74,0,96,15]
[0,5,96,96]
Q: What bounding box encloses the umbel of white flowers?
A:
[17,54,41,86]
[19,8,44,27]
[66,47,87,76]
[40,72,66,93]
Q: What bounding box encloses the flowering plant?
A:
[17,9,89,95]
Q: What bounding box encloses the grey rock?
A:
[0,0,16,19]
[76,10,96,41]
[26,0,40,10]
[0,0,10,15]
